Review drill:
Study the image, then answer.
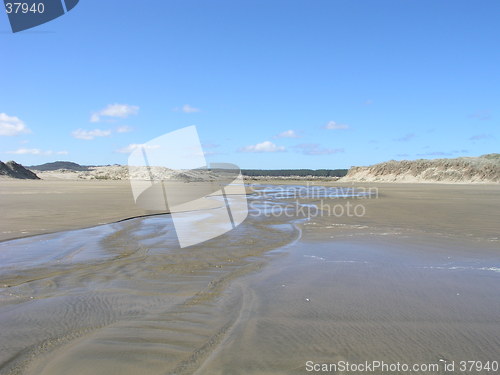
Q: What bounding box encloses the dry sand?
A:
[0,180,148,241]
[0,179,247,242]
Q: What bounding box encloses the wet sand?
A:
[0,181,499,374]
[260,181,500,241]
[197,236,500,374]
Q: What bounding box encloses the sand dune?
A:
[342,154,500,183]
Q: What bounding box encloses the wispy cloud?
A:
[416,151,452,157]
[363,99,373,105]
[202,143,220,149]
[275,130,300,138]
[469,134,494,141]
[116,125,133,133]
[0,113,31,136]
[91,104,139,122]
[7,148,68,155]
[72,128,112,140]
[396,153,410,157]
[293,143,344,155]
[324,121,349,130]
[239,141,285,153]
[116,143,160,153]
[412,149,469,157]
[468,111,491,121]
[173,104,201,113]
[200,144,222,157]
[394,133,415,142]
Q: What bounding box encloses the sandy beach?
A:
[0,180,148,242]
[2,180,499,242]
[0,180,499,374]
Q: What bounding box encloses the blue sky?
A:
[1,0,498,169]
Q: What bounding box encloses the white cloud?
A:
[91,104,139,122]
[72,128,112,140]
[240,141,285,153]
[173,104,200,113]
[116,125,133,133]
[7,148,68,155]
[90,113,100,123]
[116,143,160,153]
[294,143,344,155]
[182,104,200,113]
[275,130,300,138]
[324,121,349,130]
[0,113,31,136]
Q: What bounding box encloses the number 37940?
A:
[5,2,45,14]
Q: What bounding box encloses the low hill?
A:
[342,154,500,183]
[0,161,40,179]
[29,161,89,171]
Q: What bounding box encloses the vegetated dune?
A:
[27,162,171,180]
[28,162,236,182]
[341,154,500,183]
[30,162,348,181]
[0,160,40,179]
